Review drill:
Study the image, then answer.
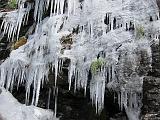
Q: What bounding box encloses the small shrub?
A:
[136,25,145,39]
[7,0,17,9]
[91,58,105,75]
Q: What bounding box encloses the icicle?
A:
[35,75,41,106]
[34,0,40,21]
[47,88,51,109]
[54,58,59,87]
[54,0,58,15]
[50,0,54,16]
[54,87,58,117]
[111,65,115,81]
[31,80,36,105]
[108,67,111,82]
[46,0,50,9]
[57,0,60,15]
[74,70,78,93]
[120,91,123,111]
[0,2,31,41]
[68,0,75,16]
[68,60,75,90]
[118,92,121,109]
[25,86,30,105]
[60,0,65,15]
[90,19,93,39]
[90,69,106,114]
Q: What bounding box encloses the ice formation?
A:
[0,0,159,119]
[0,1,32,41]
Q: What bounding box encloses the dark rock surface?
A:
[0,0,8,9]
[149,43,160,77]
[142,76,160,120]
[142,41,160,120]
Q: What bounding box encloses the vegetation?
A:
[135,25,145,39]
[91,58,106,75]
[12,36,27,50]
[7,0,17,9]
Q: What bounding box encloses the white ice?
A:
[0,87,58,120]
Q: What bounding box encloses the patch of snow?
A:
[0,87,58,120]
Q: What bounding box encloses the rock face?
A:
[142,76,160,120]
[142,38,160,120]
[150,43,160,77]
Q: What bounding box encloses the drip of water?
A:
[47,88,51,109]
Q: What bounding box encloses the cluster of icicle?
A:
[0,15,64,106]
[0,0,32,41]
[0,0,157,119]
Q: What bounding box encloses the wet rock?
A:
[110,112,128,120]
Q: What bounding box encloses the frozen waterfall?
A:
[0,0,159,119]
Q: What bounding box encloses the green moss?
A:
[91,58,106,75]
[7,0,17,9]
[136,25,145,39]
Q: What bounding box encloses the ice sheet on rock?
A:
[0,87,58,120]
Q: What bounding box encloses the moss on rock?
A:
[12,36,27,50]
